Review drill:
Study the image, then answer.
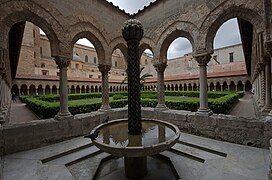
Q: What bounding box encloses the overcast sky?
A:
[76,0,242,59]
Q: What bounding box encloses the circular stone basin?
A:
[90,119,180,157]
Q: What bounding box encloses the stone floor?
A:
[1,132,269,180]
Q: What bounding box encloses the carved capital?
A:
[98,64,111,73]
[154,62,167,73]
[0,47,8,75]
[194,53,211,66]
[265,40,272,56]
[122,19,144,42]
[54,56,71,69]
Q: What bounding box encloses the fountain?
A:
[88,19,180,179]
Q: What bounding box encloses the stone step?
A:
[43,145,100,165]
[172,142,227,161]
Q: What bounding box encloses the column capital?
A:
[0,47,8,77]
[122,19,144,42]
[154,62,167,73]
[98,64,111,73]
[54,56,71,69]
[265,40,272,56]
[193,53,211,66]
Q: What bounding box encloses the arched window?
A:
[94,57,97,64]
[115,61,118,67]
[41,63,45,68]
[85,55,88,63]
[145,59,148,65]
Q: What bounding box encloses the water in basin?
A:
[95,121,176,148]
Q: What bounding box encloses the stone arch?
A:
[37,85,43,95]
[210,82,215,91]
[0,1,62,55]
[11,84,19,96]
[71,85,75,94]
[139,37,156,57]
[29,84,36,96]
[184,84,188,91]
[45,85,50,95]
[157,22,195,62]
[237,81,243,91]
[223,81,228,91]
[76,85,80,94]
[20,84,28,95]
[81,85,85,93]
[110,38,127,68]
[245,80,252,91]
[216,82,221,91]
[71,29,106,64]
[201,5,265,52]
[86,85,90,93]
[188,83,192,91]
[52,85,58,94]
[230,81,236,91]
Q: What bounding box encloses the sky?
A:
[46,0,242,59]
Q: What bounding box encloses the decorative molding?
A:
[194,53,211,66]
[98,64,111,73]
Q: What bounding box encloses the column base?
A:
[54,112,73,121]
[98,106,111,112]
[196,109,213,116]
[155,103,168,111]
[125,156,147,179]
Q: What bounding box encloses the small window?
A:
[34,52,36,59]
[145,59,148,65]
[33,30,35,38]
[57,72,60,76]
[41,63,45,68]
[94,57,97,64]
[115,61,118,67]
[85,55,88,63]
[89,75,93,78]
[40,47,43,57]
[82,65,84,69]
[98,75,101,79]
[91,69,94,72]
[42,70,48,75]
[76,64,79,69]
[229,52,234,63]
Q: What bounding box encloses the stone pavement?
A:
[229,93,257,119]
[9,98,39,124]
[1,132,269,180]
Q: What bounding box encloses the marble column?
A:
[264,40,272,116]
[154,62,168,109]
[264,56,271,110]
[194,53,213,116]
[260,65,266,107]
[98,64,111,111]
[54,56,72,120]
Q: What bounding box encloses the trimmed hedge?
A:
[20,91,244,119]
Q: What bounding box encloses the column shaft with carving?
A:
[194,53,212,116]
[98,64,111,111]
[122,19,143,135]
[260,66,266,107]
[265,56,271,109]
[154,62,167,109]
[54,56,72,119]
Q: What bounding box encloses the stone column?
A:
[98,64,111,111]
[154,62,168,109]
[194,53,213,116]
[264,40,272,116]
[260,65,266,107]
[264,56,272,110]
[54,56,72,120]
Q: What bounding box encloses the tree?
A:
[121,67,153,89]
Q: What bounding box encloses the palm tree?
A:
[121,67,153,89]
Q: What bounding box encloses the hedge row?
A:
[20,91,244,119]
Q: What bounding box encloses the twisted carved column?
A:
[154,62,167,109]
[54,56,72,119]
[194,53,213,116]
[98,64,111,111]
[260,63,266,107]
[264,56,271,109]
[122,19,143,135]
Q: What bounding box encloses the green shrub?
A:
[112,94,126,100]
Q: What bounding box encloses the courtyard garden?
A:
[19,91,244,119]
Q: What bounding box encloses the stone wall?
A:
[0,108,271,155]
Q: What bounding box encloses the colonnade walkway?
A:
[229,93,257,119]
[1,132,269,180]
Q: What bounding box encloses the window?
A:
[33,30,35,38]
[98,75,101,79]
[41,63,45,68]
[115,61,118,67]
[34,52,36,59]
[229,52,234,63]
[57,72,60,76]
[85,55,88,63]
[82,65,84,69]
[94,57,97,64]
[76,64,79,69]
[89,75,93,78]
[40,47,43,57]
[42,70,48,75]
[91,69,94,72]
[145,59,148,65]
